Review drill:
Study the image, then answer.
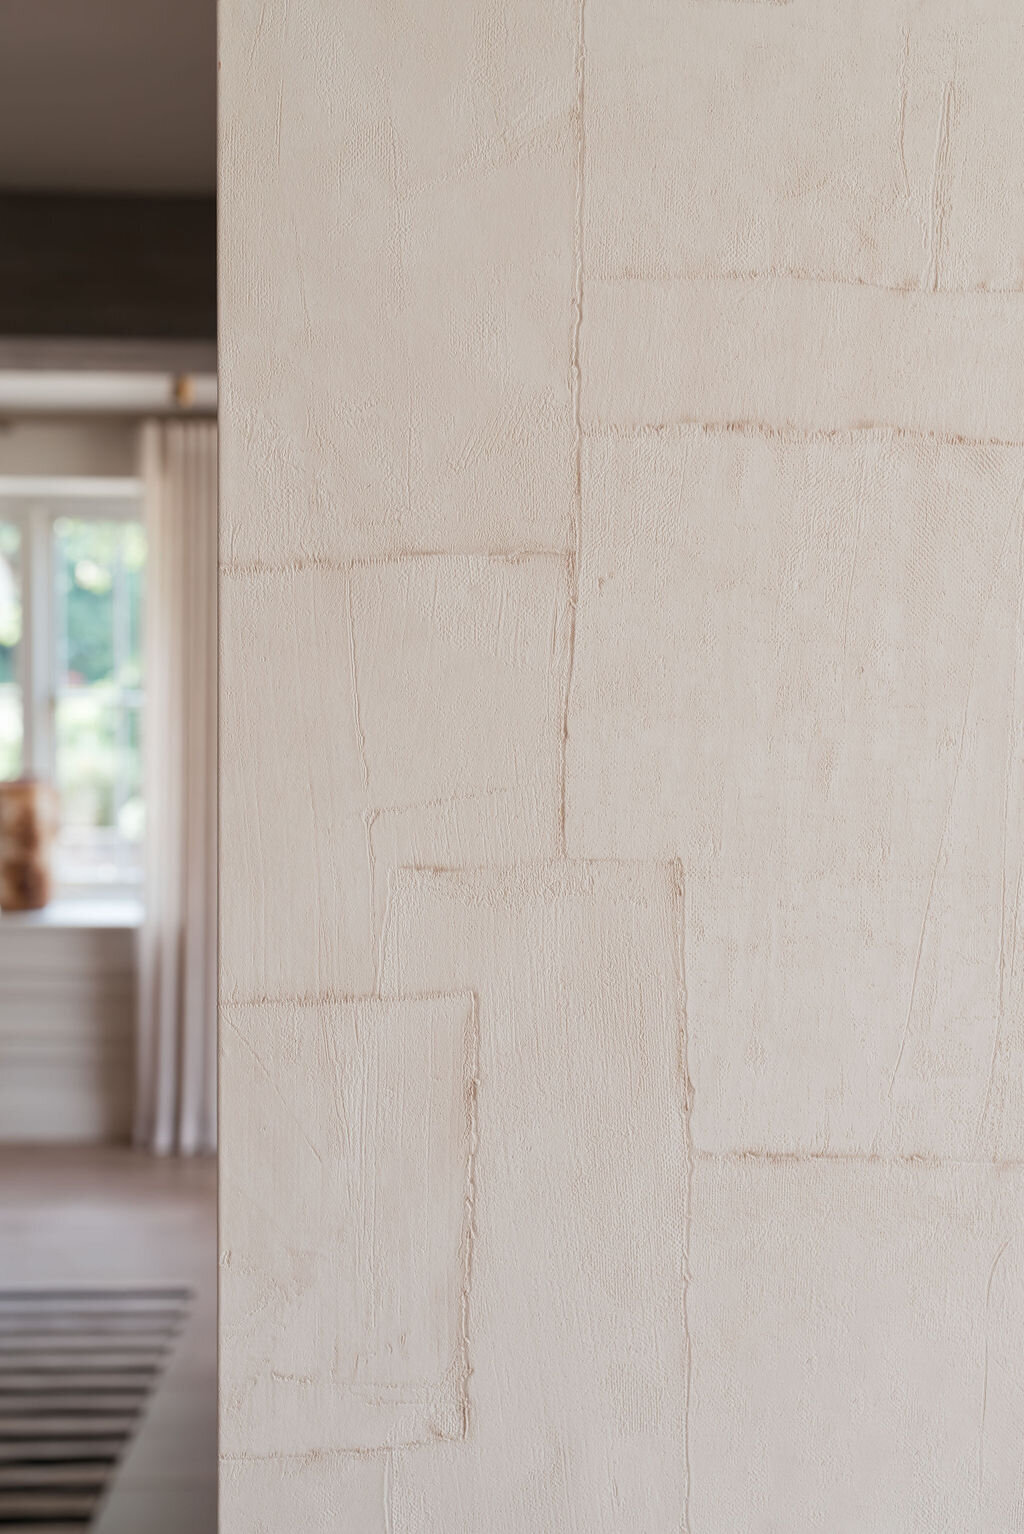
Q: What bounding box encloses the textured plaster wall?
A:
[218,1,1024,1528]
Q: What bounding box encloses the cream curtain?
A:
[136,419,218,1154]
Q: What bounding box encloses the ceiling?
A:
[0,0,216,194]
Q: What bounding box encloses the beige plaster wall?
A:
[218,1,1024,1527]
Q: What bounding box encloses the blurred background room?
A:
[0,3,217,1530]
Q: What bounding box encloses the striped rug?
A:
[0,1287,191,1531]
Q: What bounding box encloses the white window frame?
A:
[0,476,145,897]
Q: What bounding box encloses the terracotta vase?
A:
[0,779,60,912]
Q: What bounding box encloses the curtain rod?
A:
[0,370,217,415]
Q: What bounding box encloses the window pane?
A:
[55,692,121,829]
[0,522,22,779]
[53,518,145,888]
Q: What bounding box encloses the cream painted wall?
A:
[219,1,1024,1528]
[0,419,140,479]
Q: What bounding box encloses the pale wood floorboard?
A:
[0,1147,216,1533]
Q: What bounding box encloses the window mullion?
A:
[23,504,54,781]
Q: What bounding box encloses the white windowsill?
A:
[0,896,144,930]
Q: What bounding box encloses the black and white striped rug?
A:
[0,1287,191,1531]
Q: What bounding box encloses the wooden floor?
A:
[0,1147,216,1532]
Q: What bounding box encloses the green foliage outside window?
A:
[0,514,146,883]
[0,523,21,779]
[54,519,146,863]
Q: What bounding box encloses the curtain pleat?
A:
[135,419,218,1155]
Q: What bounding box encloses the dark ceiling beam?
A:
[0,193,216,341]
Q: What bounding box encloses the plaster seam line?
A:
[559,0,586,857]
[672,859,694,1534]
[590,265,1024,296]
[696,1150,1024,1169]
[979,1239,1011,1499]
[584,420,1024,451]
[458,991,481,1438]
[220,549,570,576]
[887,475,1024,1099]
